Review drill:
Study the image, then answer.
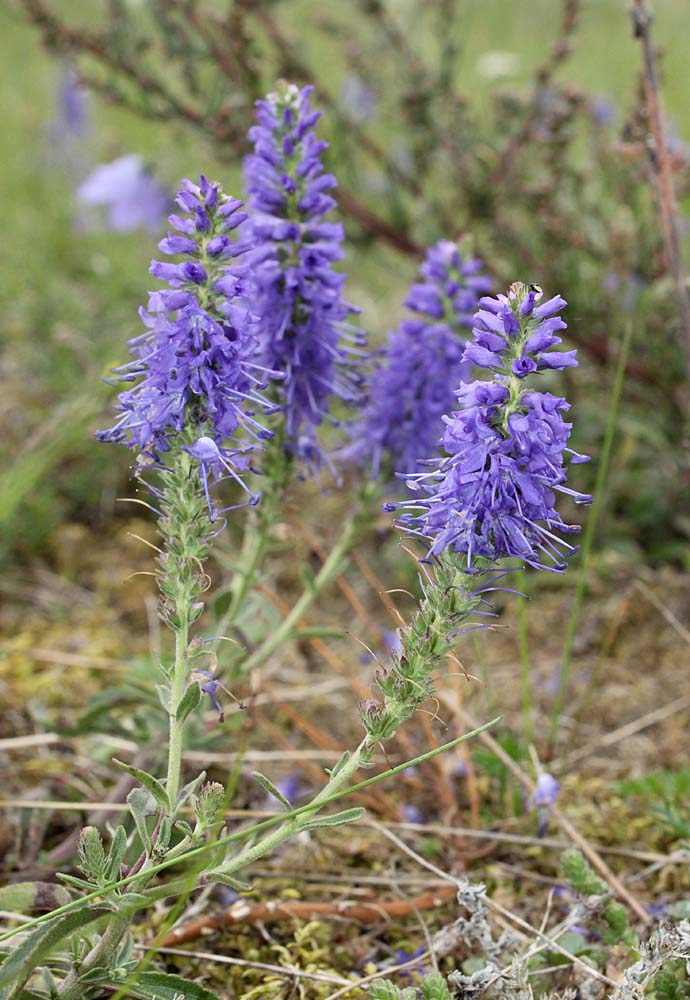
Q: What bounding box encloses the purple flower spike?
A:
[97,177,278,500]
[243,83,365,466]
[347,239,491,480]
[393,283,592,572]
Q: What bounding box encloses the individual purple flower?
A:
[348,240,491,480]
[97,176,279,511]
[77,154,170,232]
[401,804,424,824]
[528,772,561,837]
[393,283,591,571]
[243,83,364,466]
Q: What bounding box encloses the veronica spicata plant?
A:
[0,141,587,1000]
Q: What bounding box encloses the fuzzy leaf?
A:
[369,981,401,1000]
[205,871,253,892]
[326,751,350,779]
[155,683,171,713]
[127,787,154,851]
[251,771,291,810]
[135,972,223,1000]
[0,883,71,915]
[176,681,201,723]
[421,973,452,1000]
[105,826,128,880]
[0,907,110,999]
[303,807,366,831]
[56,873,94,892]
[114,760,170,812]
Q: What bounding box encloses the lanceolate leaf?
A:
[251,771,291,810]
[302,807,366,831]
[0,906,110,1000]
[175,681,201,722]
[105,826,128,880]
[113,760,170,812]
[135,972,223,1000]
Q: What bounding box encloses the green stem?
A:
[547,323,633,749]
[209,739,371,879]
[517,569,533,746]
[165,607,189,813]
[58,912,130,1000]
[237,490,368,678]
[1,718,499,951]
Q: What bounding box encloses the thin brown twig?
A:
[631,0,690,389]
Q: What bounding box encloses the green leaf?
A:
[127,787,154,851]
[369,982,401,1000]
[0,883,71,914]
[302,807,366,831]
[56,874,94,892]
[136,972,223,1000]
[176,681,201,722]
[114,759,170,812]
[205,871,253,892]
[105,826,128,881]
[251,771,291,810]
[155,684,172,713]
[326,750,350,779]
[0,907,110,999]
[421,973,452,1000]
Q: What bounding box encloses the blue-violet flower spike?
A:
[349,239,491,480]
[243,82,365,466]
[394,283,592,571]
[96,175,279,507]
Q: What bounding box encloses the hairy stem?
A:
[58,912,130,1000]
[210,738,371,880]
[165,606,190,812]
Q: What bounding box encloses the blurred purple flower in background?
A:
[50,66,90,140]
[340,76,377,125]
[589,94,616,128]
[45,65,92,182]
[347,240,491,482]
[529,772,560,837]
[77,154,170,232]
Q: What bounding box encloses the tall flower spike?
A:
[97,175,279,507]
[243,82,364,466]
[349,239,491,480]
[393,283,591,571]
